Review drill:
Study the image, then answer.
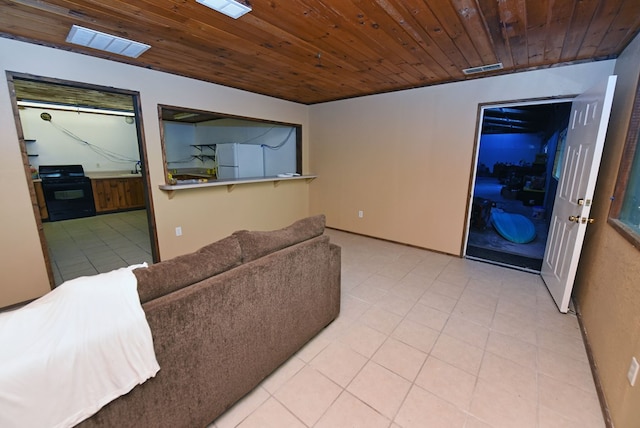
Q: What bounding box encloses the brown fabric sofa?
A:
[77,214,341,428]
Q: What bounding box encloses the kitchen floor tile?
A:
[43,210,151,286]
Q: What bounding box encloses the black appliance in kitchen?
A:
[39,165,96,221]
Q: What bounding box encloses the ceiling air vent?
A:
[462,62,504,75]
[66,25,150,58]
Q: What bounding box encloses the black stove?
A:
[39,165,96,221]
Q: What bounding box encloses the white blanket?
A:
[0,264,160,428]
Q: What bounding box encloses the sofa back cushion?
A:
[134,235,242,303]
[233,215,326,262]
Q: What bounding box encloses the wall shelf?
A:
[159,175,317,199]
[190,144,216,150]
[25,139,38,157]
[189,144,216,164]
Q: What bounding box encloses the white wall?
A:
[196,120,297,175]
[164,119,297,174]
[163,122,200,169]
[19,107,139,172]
[309,60,617,255]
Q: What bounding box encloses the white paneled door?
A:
[541,76,617,313]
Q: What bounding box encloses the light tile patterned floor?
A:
[43,210,153,286]
[210,228,605,428]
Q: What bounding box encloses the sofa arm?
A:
[329,243,341,318]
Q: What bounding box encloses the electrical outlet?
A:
[175,226,182,236]
[628,357,639,386]
[358,210,364,218]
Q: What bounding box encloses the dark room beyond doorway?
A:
[467,101,572,271]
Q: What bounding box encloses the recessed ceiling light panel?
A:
[66,25,150,58]
[196,0,252,19]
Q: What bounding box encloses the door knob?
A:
[568,215,595,224]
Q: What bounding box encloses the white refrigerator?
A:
[216,143,264,179]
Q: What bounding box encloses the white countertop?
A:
[85,171,143,179]
[158,175,317,198]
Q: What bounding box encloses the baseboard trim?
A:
[574,299,614,428]
[325,227,458,257]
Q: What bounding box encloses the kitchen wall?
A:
[195,120,297,176]
[163,119,297,175]
[164,122,198,169]
[308,60,615,255]
[0,37,310,307]
[19,107,139,173]
[573,32,640,427]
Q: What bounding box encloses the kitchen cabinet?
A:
[91,177,145,213]
[33,181,48,220]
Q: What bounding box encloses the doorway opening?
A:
[466,100,572,272]
[8,73,158,288]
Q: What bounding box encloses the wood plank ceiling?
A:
[1,0,639,105]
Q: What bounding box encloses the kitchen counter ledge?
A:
[31,171,142,182]
[86,171,143,179]
[159,175,317,199]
